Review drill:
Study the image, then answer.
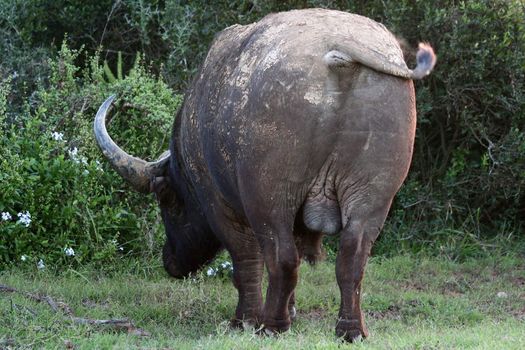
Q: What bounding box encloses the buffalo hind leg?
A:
[254,222,299,334]
[335,207,389,342]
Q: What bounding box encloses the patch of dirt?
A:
[367,304,401,320]
[511,276,525,288]
[513,293,525,320]
[406,299,426,308]
[441,280,468,296]
[401,281,426,292]
[510,306,525,321]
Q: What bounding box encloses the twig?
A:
[0,338,16,347]
[99,0,122,49]
[1,284,71,315]
[0,284,150,336]
[122,102,149,112]
[0,285,16,292]
[70,317,150,336]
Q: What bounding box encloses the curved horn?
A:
[94,95,170,193]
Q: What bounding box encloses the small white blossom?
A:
[37,259,45,270]
[83,169,90,175]
[69,147,79,162]
[12,71,19,79]
[207,267,216,276]
[69,147,78,157]
[64,247,75,257]
[118,247,124,251]
[51,131,64,141]
[1,212,12,221]
[221,261,233,269]
[95,160,104,172]
[17,211,31,227]
[21,255,28,261]
[69,147,88,165]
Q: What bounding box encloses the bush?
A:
[0,42,182,269]
[1,1,524,266]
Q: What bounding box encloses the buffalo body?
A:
[95,8,435,341]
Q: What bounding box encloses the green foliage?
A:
[0,42,182,268]
[1,0,524,266]
[0,77,9,127]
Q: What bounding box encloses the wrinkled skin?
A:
[163,10,416,340]
[97,9,435,342]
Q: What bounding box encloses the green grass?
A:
[1,254,524,349]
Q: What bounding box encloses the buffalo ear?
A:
[150,176,170,195]
[151,176,179,208]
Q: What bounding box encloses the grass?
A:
[1,254,524,349]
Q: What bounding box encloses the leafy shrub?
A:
[1,0,524,264]
[0,42,182,269]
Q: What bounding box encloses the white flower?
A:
[207,267,216,276]
[12,71,18,79]
[21,255,28,261]
[17,211,31,227]
[1,212,12,221]
[64,247,75,257]
[69,147,78,157]
[69,147,79,162]
[37,259,45,269]
[221,261,232,269]
[51,131,64,141]
[95,160,104,172]
[68,147,88,165]
[83,169,90,175]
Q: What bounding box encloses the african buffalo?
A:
[94,8,435,341]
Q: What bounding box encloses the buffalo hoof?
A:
[256,318,291,336]
[230,318,258,331]
[257,326,278,337]
[256,325,286,337]
[335,319,368,342]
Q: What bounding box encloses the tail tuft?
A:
[412,42,436,79]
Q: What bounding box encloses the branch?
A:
[0,284,150,337]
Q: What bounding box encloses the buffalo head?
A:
[94,96,222,278]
